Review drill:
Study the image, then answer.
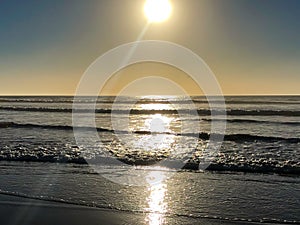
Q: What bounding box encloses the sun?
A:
[144,0,172,23]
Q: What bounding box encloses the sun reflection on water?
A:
[139,103,174,111]
[132,114,176,154]
[145,171,168,225]
[145,114,173,133]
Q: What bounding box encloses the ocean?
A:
[0,96,299,224]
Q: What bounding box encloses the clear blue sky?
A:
[0,0,299,95]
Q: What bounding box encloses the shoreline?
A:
[0,159,299,176]
[0,194,291,225]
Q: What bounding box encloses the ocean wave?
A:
[0,154,299,175]
[1,122,300,143]
[0,131,299,175]
[0,122,113,132]
[187,162,300,175]
[202,118,300,126]
[0,97,299,105]
[1,106,300,116]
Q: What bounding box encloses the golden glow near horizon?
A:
[100,62,203,96]
[144,0,172,23]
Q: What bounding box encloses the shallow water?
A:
[0,161,299,224]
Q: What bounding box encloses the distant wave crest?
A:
[1,106,300,116]
[1,122,300,143]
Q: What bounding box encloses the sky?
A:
[0,0,299,95]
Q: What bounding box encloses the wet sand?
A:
[0,194,284,225]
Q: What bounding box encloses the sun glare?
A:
[144,0,172,23]
[145,114,172,133]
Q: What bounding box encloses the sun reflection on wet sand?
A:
[145,171,168,225]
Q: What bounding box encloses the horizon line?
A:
[0,94,299,97]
